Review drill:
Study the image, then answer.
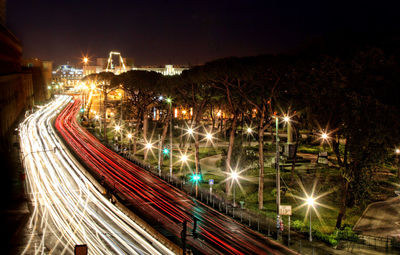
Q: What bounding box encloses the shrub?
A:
[292,220,306,231]
[335,226,359,242]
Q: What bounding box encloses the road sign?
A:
[209,179,214,185]
[279,205,292,216]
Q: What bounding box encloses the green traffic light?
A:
[162,147,170,155]
[192,174,201,182]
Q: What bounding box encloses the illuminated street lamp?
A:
[181,154,188,162]
[205,133,213,141]
[145,142,152,150]
[83,57,89,64]
[114,125,121,132]
[273,114,281,239]
[306,196,315,242]
[166,97,173,181]
[283,116,290,123]
[187,128,194,135]
[230,171,239,207]
[246,127,253,134]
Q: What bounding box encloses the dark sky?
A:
[6,0,399,66]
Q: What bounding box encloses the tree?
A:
[236,55,291,210]
[173,67,216,179]
[297,46,400,228]
[116,70,163,159]
[201,57,249,195]
[83,72,116,144]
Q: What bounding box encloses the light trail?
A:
[56,98,298,254]
[19,95,174,255]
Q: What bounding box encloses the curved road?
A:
[56,98,297,255]
[20,95,174,255]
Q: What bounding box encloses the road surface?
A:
[56,97,298,255]
[19,95,174,255]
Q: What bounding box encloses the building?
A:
[52,64,83,88]
[82,52,188,76]
[0,22,34,149]
[22,58,52,103]
[133,64,187,76]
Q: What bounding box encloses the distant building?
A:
[82,52,188,76]
[52,64,83,87]
[133,64,187,76]
[22,58,52,103]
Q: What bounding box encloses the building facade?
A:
[82,53,188,76]
[22,58,52,103]
[52,64,83,88]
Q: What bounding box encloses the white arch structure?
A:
[105,51,127,74]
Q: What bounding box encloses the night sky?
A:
[6,0,399,67]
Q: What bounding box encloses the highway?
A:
[55,97,297,255]
[19,95,174,255]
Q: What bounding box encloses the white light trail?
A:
[19,95,174,255]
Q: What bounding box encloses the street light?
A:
[273,114,281,239]
[283,116,290,123]
[306,196,315,242]
[205,133,213,141]
[145,142,152,150]
[166,97,173,181]
[181,154,188,162]
[230,171,239,207]
[127,133,132,157]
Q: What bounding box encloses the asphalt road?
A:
[56,97,299,255]
[19,95,174,255]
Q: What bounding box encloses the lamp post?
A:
[275,115,281,239]
[127,133,132,158]
[306,196,315,242]
[231,171,239,207]
[166,98,173,181]
[246,127,253,146]
[114,125,121,150]
[180,154,188,184]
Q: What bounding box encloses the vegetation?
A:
[82,34,400,244]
